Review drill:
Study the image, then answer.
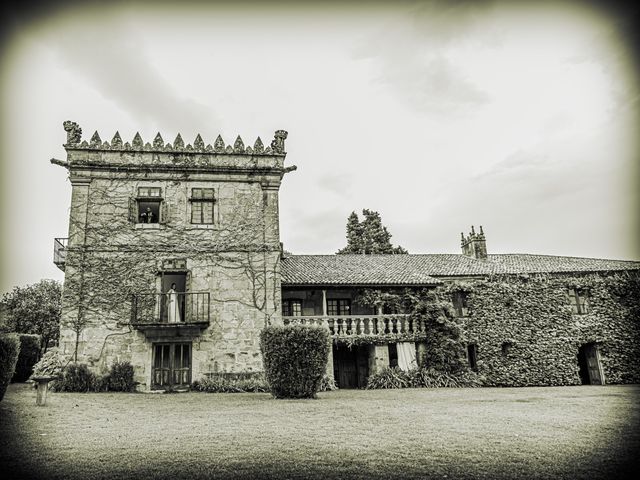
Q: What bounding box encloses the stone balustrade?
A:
[282,314,423,337]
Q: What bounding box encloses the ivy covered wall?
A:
[454,271,640,386]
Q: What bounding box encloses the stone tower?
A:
[52,122,295,390]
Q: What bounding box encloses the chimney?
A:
[460,225,487,260]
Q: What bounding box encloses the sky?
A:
[1,0,639,294]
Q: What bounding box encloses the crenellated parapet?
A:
[62,121,287,156]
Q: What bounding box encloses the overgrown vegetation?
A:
[50,360,136,393]
[30,347,66,378]
[260,325,330,398]
[0,334,20,401]
[366,366,485,389]
[11,334,41,382]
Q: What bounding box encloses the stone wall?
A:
[58,144,287,390]
[455,272,640,386]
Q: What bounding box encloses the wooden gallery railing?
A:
[282,314,424,337]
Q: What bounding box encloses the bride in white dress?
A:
[166,283,182,323]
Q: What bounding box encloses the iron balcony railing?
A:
[131,292,210,325]
[53,238,68,270]
[283,314,422,337]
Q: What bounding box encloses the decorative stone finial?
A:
[194,134,205,150]
[111,132,123,148]
[479,225,484,237]
[153,133,164,149]
[253,137,264,154]
[270,130,288,154]
[63,121,82,145]
[90,131,102,147]
[471,225,476,235]
[173,134,184,149]
[234,135,245,153]
[214,135,225,153]
[132,132,143,149]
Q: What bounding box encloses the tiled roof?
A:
[280,254,640,286]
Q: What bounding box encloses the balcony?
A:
[131,292,210,339]
[282,314,425,338]
[53,238,68,271]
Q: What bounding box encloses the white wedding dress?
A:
[167,289,182,323]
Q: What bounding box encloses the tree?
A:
[337,209,408,254]
[1,280,62,352]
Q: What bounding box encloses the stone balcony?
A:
[282,314,424,338]
[131,291,210,339]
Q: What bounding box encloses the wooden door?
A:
[578,343,604,385]
[584,344,603,385]
[152,343,191,390]
[334,345,358,389]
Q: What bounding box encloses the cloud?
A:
[353,2,492,114]
[46,19,217,135]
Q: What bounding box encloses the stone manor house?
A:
[52,122,640,391]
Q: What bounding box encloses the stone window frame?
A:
[189,188,216,225]
[467,343,478,371]
[452,291,469,317]
[567,288,590,315]
[282,299,303,317]
[130,186,168,226]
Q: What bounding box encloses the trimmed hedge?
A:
[12,334,41,382]
[0,334,20,401]
[260,325,330,398]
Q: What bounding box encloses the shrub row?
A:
[366,366,485,389]
[260,325,330,398]
[12,334,41,382]
[192,372,269,393]
[0,334,20,401]
[52,361,136,393]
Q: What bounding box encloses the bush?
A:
[260,325,330,399]
[107,361,136,392]
[319,374,338,391]
[54,363,98,392]
[366,366,485,389]
[0,334,20,401]
[30,347,65,378]
[12,334,41,382]
[192,372,269,393]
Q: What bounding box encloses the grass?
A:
[1,383,638,479]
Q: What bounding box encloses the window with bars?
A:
[327,299,350,316]
[282,299,302,317]
[567,288,590,315]
[134,187,163,224]
[452,291,469,317]
[190,188,215,224]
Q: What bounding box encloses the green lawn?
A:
[1,383,638,479]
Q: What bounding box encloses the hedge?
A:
[0,334,20,401]
[260,325,330,398]
[12,334,41,382]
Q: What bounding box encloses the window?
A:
[467,343,478,371]
[567,288,590,314]
[452,291,469,317]
[136,187,162,224]
[501,342,512,357]
[190,188,215,224]
[327,299,350,316]
[282,299,302,317]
